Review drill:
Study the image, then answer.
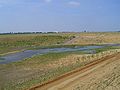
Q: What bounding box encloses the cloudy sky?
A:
[0,0,120,32]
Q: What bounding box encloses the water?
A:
[0,44,119,64]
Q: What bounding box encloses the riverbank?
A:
[0,49,120,90]
[36,52,120,90]
[1,32,120,90]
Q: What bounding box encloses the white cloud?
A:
[68,1,80,6]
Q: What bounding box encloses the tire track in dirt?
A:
[28,53,119,90]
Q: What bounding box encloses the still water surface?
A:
[0,44,119,64]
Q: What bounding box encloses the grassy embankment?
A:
[0,33,73,55]
[1,32,120,55]
[0,32,120,90]
[0,47,120,90]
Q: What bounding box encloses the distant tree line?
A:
[0,32,60,35]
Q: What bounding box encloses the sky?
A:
[0,0,120,33]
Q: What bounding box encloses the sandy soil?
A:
[61,53,120,90]
[64,33,120,45]
[29,53,120,90]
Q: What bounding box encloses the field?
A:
[0,32,120,54]
[1,32,120,55]
[64,32,120,45]
[0,33,72,55]
[40,52,120,90]
[0,32,120,90]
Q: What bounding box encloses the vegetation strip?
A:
[28,53,119,90]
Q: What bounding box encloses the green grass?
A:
[1,32,120,55]
[0,51,84,90]
[94,46,120,53]
[0,34,72,54]
[0,47,120,90]
[0,33,120,90]
[10,51,84,65]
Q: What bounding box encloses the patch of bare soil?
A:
[29,53,120,90]
[62,53,120,90]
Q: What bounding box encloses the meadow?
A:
[64,32,120,45]
[0,32,120,90]
[0,33,73,55]
[0,48,120,90]
[1,32,120,55]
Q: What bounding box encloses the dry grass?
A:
[1,32,120,54]
[65,32,120,45]
[0,32,120,90]
[72,52,120,90]
[0,34,71,54]
[0,49,120,90]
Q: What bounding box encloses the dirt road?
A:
[29,53,120,90]
[64,36,80,45]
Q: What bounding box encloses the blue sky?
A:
[0,0,120,32]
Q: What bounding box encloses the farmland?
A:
[0,32,120,90]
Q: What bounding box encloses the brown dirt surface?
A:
[29,53,120,90]
[64,32,120,45]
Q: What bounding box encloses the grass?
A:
[0,48,120,90]
[94,46,120,53]
[0,51,83,90]
[1,32,120,90]
[1,32,120,54]
[0,34,72,54]
[65,32,120,45]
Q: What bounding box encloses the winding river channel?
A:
[0,44,120,64]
